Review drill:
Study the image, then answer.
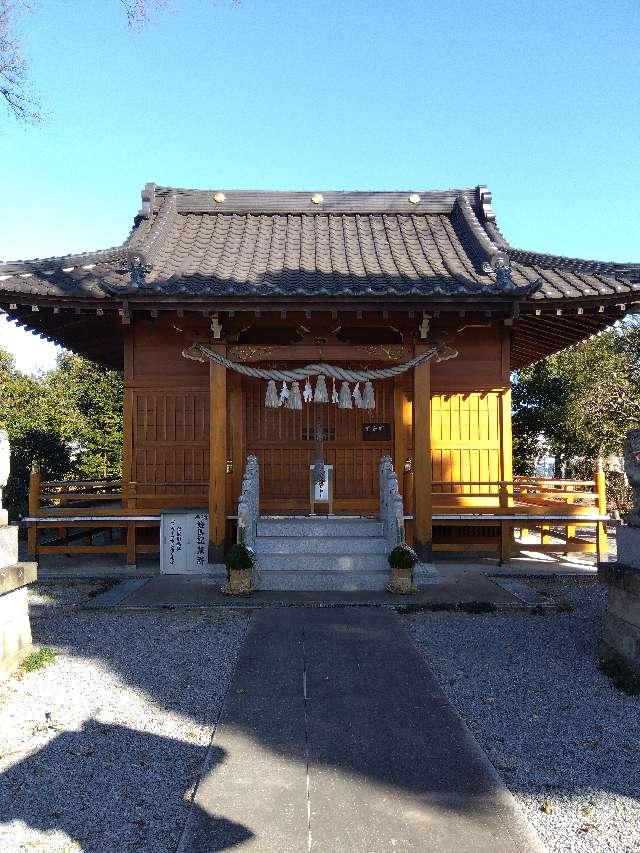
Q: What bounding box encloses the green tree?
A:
[46,353,123,479]
[512,320,640,511]
[0,346,123,519]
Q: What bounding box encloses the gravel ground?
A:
[406,579,640,853]
[0,584,248,853]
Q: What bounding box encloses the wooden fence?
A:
[24,464,609,565]
[404,470,609,562]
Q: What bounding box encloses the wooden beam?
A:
[226,344,412,363]
[209,347,227,561]
[412,344,432,559]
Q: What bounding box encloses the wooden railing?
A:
[404,471,609,563]
[24,464,161,564]
[25,463,609,566]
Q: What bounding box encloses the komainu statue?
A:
[623,428,640,527]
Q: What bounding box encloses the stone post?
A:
[0,430,38,679]
[598,429,640,679]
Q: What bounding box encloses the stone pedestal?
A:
[0,428,38,680]
[598,525,640,678]
[1,562,38,680]
[616,524,640,570]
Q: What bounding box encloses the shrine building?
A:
[1,184,639,582]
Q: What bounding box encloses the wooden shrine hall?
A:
[2,184,640,578]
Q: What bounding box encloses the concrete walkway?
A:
[179,608,544,852]
[83,571,565,610]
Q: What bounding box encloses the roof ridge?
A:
[148,185,482,216]
[452,193,507,270]
[125,191,177,267]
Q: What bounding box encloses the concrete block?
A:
[608,586,640,631]
[0,562,37,595]
[0,525,18,570]
[599,562,640,596]
[616,524,640,570]
[602,611,640,668]
[0,586,33,680]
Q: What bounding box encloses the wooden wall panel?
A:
[126,316,212,510]
[245,377,393,511]
[430,392,502,493]
[131,388,210,507]
[122,315,513,516]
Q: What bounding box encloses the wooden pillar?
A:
[499,329,513,563]
[209,348,227,562]
[27,461,41,559]
[122,326,134,510]
[393,378,409,488]
[226,372,245,521]
[413,346,432,560]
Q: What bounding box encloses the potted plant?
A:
[386,543,418,594]
[223,534,256,596]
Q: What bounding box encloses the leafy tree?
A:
[512,320,640,512]
[46,353,123,479]
[0,346,123,519]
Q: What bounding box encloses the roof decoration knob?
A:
[214,192,226,203]
[409,193,421,204]
[139,182,156,218]
[311,193,324,205]
[476,185,496,222]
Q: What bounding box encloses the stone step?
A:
[0,525,18,571]
[257,517,384,538]
[254,535,387,556]
[256,552,389,573]
[257,569,391,591]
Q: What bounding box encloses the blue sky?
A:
[1,0,639,371]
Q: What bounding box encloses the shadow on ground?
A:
[0,584,636,851]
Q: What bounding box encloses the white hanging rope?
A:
[182,341,457,381]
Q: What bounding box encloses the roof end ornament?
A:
[139,182,156,218]
[482,253,542,296]
[128,254,151,289]
[476,185,496,222]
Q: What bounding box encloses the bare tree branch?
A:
[0,0,171,124]
[0,0,42,124]
[119,0,168,30]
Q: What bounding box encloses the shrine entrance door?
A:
[244,376,394,515]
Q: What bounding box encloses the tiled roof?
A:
[1,183,639,303]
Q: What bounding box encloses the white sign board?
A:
[160,510,209,574]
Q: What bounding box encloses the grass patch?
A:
[21,647,57,673]
[599,653,640,696]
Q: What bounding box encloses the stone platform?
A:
[599,524,640,677]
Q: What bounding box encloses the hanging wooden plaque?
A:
[362,423,391,441]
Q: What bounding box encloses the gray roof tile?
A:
[0,184,638,303]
